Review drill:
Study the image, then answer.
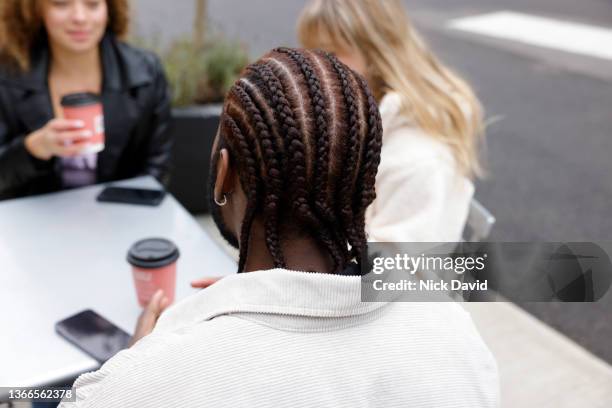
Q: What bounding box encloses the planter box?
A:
[167,104,222,214]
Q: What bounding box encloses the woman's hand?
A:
[190,277,223,289]
[129,289,170,347]
[24,118,92,160]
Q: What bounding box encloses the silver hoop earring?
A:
[214,194,227,207]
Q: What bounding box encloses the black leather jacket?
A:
[0,33,172,200]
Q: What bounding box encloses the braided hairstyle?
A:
[215,47,383,274]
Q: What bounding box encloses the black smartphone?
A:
[97,186,166,206]
[55,309,131,364]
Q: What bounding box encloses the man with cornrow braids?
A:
[61,48,498,408]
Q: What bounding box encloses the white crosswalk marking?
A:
[448,11,612,61]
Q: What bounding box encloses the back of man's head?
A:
[211,47,383,273]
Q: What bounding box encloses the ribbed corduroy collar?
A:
[154,269,389,334]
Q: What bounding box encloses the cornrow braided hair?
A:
[230,83,286,269]
[325,51,365,260]
[219,113,261,273]
[276,48,347,266]
[256,60,346,272]
[353,75,384,260]
[216,48,383,274]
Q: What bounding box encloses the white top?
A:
[60,269,499,407]
[366,92,475,242]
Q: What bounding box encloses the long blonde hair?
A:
[298,0,484,178]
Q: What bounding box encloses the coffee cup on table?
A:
[127,238,180,307]
[60,92,105,154]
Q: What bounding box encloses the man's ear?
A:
[214,148,235,201]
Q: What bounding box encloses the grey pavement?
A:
[132,0,612,364]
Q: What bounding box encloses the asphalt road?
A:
[132,0,612,363]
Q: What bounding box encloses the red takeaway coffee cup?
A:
[60,92,105,154]
[127,238,180,307]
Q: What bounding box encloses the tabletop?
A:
[0,177,236,396]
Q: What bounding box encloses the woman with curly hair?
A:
[0,0,172,199]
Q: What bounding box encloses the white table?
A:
[0,177,236,397]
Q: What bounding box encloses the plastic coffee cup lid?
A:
[127,238,180,269]
[61,92,101,107]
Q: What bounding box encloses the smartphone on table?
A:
[55,309,131,364]
[96,186,166,206]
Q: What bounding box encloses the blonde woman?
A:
[298,0,484,242]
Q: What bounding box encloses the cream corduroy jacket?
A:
[60,269,499,408]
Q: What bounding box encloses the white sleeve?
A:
[57,334,164,407]
[366,159,467,243]
[57,346,143,408]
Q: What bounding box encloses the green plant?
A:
[160,39,206,107]
[154,37,249,107]
[196,38,250,104]
[131,0,248,106]
[132,35,250,107]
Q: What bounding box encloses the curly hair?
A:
[0,0,130,72]
[216,48,383,274]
